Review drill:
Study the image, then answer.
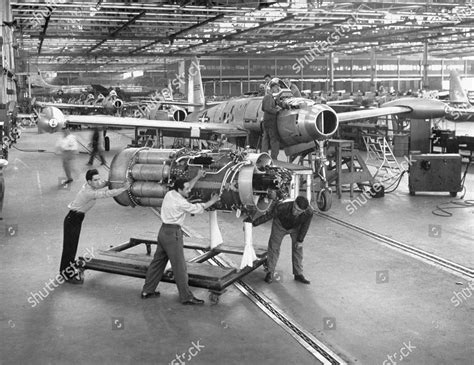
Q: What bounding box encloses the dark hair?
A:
[295,196,309,210]
[173,178,187,191]
[86,169,99,182]
[264,74,271,79]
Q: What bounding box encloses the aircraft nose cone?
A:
[37,106,65,133]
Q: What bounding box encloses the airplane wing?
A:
[337,106,410,123]
[64,114,249,139]
[326,99,354,106]
[35,101,104,110]
[137,100,222,108]
[337,98,448,122]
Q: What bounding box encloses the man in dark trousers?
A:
[141,171,220,305]
[60,169,130,283]
[248,196,313,284]
[261,79,282,160]
[87,128,106,166]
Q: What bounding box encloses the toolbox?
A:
[408,153,462,197]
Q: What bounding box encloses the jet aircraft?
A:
[35,58,453,211]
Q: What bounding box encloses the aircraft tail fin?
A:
[187,57,205,112]
[449,70,470,104]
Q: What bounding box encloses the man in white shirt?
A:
[142,171,220,305]
[56,128,78,184]
[60,169,130,284]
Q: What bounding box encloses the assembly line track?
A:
[149,208,347,365]
[316,212,474,280]
[196,250,348,365]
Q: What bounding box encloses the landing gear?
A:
[313,141,332,212]
[103,129,110,151]
[316,189,332,211]
[104,136,110,151]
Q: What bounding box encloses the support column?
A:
[328,52,334,93]
[370,48,376,93]
[422,42,429,90]
[1,0,17,110]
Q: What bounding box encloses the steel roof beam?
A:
[87,10,146,54]
[129,13,225,55]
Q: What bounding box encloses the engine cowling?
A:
[277,104,339,145]
[170,106,187,122]
[108,148,293,214]
[37,106,66,133]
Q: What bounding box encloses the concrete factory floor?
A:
[1,127,473,365]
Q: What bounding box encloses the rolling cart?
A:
[78,237,268,304]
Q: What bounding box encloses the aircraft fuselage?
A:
[186,95,339,148]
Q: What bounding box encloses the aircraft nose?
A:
[37,106,65,133]
[49,118,58,128]
[313,105,338,138]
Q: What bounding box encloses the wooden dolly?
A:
[78,237,268,304]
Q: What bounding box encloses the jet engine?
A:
[170,106,187,122]
[277,104,339,145]
[37,106,66,133]
[109,148,293,214]
[113,99,123,109]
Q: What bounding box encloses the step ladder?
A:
[326,139,375,198]
[362,132,402,181]
[287,140,375,199]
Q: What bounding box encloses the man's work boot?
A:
[294,274,310,284]
[264,272,274,283]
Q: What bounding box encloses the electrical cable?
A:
[383,170,408,193]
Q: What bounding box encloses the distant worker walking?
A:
[261,79,282,160]
[56,128,78,184]
[87,128,106,166]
